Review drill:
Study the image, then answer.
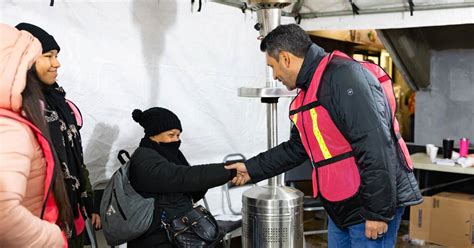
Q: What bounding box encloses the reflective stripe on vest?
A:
[0,109,59,225]
[309,108,332,159]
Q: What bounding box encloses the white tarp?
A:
[211,0,473,30]
[0,0,293,215]
[290,0,474,30]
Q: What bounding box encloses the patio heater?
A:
[238,0,304,247]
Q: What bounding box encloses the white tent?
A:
[1,0,473,215]
[1,0,295,215]
[294,0,474,30]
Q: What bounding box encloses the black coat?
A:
[246,44,422,228]
[128,145,234,247]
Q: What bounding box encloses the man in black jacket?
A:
[225,24,422,247]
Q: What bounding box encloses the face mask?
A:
[160,140,181,155]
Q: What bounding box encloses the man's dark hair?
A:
[260,24,312,60]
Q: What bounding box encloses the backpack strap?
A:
[66,99,83,128]
[117,150,131,165]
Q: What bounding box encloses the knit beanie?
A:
[132,107,182,137]
[15,23,60,53]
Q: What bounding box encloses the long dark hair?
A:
[22,66,72,228]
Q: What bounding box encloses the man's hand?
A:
[365,220,388,240]
[91,213,101,230]
[225,162,251,186]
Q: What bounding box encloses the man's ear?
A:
[279,51,291,68]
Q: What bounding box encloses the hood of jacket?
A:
[0,24,42,113]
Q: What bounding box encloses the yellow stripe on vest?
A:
[292,113,298,123]
[309,109,332,159]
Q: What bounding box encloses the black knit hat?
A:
[132,107,182,137]
[15,23,60,53]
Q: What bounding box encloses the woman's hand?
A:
[91,213,101,230]
[225,162,251,186]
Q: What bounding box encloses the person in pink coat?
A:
[0,23,71,247]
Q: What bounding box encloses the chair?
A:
[203,153,247,248]
[285,159,328,236]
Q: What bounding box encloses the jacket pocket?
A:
[318,156,360,202]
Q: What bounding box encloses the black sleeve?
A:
[190,190,207,203]
[245,125,308,183]
[81,165,97,215]
[130,148,234,194]
[329,63,396,222]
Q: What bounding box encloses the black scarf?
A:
[41,83,89,224]
[139,137,190,166]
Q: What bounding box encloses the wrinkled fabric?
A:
[0,23,64,247]
[0,24,41,113]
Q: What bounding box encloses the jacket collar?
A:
[295,44,327,90]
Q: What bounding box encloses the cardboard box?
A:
[409,196,433,241]
[429,192,474,248]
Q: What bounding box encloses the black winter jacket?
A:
[128,143,235,247]
[246,44,422,228]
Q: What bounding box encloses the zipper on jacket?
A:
[113,189,127,220]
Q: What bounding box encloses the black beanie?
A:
[15,23,60,53]
[132,107,182,137]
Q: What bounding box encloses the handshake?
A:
[225,162,251,186]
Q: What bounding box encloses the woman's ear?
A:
[149,136,159,143]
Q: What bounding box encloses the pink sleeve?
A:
[0,118,64,247]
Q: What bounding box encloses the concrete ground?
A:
[87,213,444,248]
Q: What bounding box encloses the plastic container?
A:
[459,137,469,157]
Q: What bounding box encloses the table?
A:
[411,153,474,194]
[411,153,474,175]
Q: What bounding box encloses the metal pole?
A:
[257,8,284,187]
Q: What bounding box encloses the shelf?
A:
[238,87,297,98]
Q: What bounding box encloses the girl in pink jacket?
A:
[0,24,71,247]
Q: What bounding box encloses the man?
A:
[225,24,422,247]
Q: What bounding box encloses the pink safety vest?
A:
[0,109,59,224]
[289,51,413,201]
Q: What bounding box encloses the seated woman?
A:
[128,107,236,248]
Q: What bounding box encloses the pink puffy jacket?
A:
[0,23,65,247]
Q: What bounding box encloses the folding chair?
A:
[203,153,247,248]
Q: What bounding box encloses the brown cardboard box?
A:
[471,215,474,248]
[430,192,474,248]
[409,196,433,241]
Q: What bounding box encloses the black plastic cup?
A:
[443,139,454,159]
